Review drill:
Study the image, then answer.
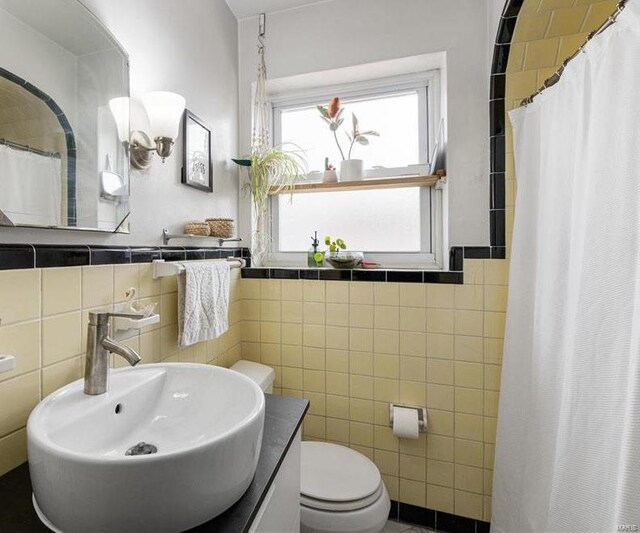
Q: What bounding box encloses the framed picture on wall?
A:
[182,110,213,192]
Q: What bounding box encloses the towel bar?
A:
[152,258,246,279]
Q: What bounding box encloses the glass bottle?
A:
[308,231,322,267]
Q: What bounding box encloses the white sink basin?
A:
[27,363,265,533]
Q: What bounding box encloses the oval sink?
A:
[27,363,265,533]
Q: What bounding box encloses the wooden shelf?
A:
[268,173,445,195]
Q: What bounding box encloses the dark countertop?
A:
[0,394,308,533]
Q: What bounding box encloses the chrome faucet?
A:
[84,311,143,395]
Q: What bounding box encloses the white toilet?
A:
[231,359,275,393]
[231,360,390,533]
[299,441,390,533]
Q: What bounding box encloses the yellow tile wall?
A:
[505,0,619,252]
[239,258,509,521]
[0,265,243,477]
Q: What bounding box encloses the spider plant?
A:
[233,144,306,265]
[235,144,306,214]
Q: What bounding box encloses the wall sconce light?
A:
[109,91,186,170]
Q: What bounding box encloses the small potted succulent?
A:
[323,157,338,184]
[317,97,379,181]
[322,235,364,269]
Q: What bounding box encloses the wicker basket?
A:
[206,218,234,239]
[184,222,210,236]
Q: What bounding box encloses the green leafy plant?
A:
[317,97,379,161]
[325,235,347,254]
[236,144,306,215]
[233,144,306,265]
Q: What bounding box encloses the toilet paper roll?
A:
[392,406,420,439]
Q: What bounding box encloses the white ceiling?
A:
[225,0,329,19]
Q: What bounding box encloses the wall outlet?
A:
[0,354,16,374]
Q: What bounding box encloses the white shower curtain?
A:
[492,2,640,532]
[0,145,62,226]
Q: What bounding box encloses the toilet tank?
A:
[230,360,275,393]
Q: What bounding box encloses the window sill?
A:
[241,266,462,284]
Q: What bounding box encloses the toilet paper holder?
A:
[389,404,427,433]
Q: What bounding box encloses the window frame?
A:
[266,70,446,269]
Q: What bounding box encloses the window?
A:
[276,90,427,172]
[268,71,445,268]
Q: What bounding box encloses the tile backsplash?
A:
[239,258,509,522]
[0,264,242,477]
[0,257,506,523]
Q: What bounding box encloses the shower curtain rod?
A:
[0,138,61,159]
[520,0,627,106]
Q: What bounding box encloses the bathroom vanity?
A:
[0,394,308,533]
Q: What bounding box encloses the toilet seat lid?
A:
[301,442,381,502]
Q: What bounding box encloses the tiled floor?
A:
[382,519,434,532]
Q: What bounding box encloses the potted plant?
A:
[233,145,306,266]
[322,235,364,269]
[323,157,338,183]
[317,97,379,181]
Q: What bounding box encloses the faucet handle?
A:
[88,311,145,326]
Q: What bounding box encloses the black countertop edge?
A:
[0,394,309,533]
[241,267,464,285]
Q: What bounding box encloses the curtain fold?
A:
[492,2,640,531]
[0,145,62,226]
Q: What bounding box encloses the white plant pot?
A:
[340,159,364,181]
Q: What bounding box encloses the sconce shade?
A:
[142,91,186,140]
[108,97,130,143]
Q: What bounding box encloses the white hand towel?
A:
[177,261,230,347]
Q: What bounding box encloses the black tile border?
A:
[319,269,352,281]
[89,246,131,265]
[0,244,35,270]
[240,267,465,284]
[130,247,162,263]
[0,244,248,270]
[0,244,488,284]
[487,0,522,254]
[388,500,490,533]
[34,245,90,268]
[0,244,506,282]
[399,502,436,529]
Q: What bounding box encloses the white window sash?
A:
[267,69,444,269]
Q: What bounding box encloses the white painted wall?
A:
[0,0,239,245]
[238,0,492,247]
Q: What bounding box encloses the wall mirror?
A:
[0,0,130,233]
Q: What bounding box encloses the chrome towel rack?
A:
[152,258,246,279]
